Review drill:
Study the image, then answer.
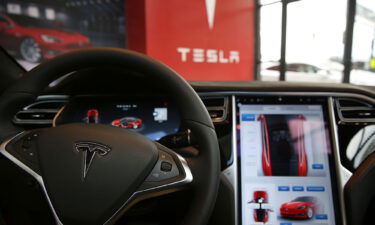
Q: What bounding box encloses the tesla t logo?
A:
[205,0,217,30]
[177,48,240,64]
[175,0,241,64]
[74,142,111,179]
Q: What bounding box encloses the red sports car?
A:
[0,13,90,63]
[84,109,99,124]
[258,114,307,176]
[111,117,142,129]
[280,196,319,219]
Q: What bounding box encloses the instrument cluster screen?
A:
[55,97,180,141]
[236,96,340,225]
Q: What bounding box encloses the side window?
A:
[297,64,307,73]
[304,65,314,73]
[0,16,8,23]
[308,65,320,73]
[286,64,299,72]
[268,65,280,71]
[300,64,319,74]
[0,16,10,27]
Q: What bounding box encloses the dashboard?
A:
[11,82,375,225]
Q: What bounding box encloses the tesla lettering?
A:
[177,47,240,64]
[193,48,204,63]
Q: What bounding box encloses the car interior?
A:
[0,1,375,225]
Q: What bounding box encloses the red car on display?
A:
[258,114,308,176]
[280,196,319,219]
[111,117,142,129]
[252,191,268,204]
[295,115,307,176]
[248,191,271,223]
[254,207,269,223]
[84,109,99,124]
[257,114,272,176]
[0,13,90,63]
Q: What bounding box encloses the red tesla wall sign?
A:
[127,0,255,81]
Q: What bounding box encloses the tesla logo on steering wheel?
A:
[74,141,111,179]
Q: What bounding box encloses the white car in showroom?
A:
[260,62,342,83]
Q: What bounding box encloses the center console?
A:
[235,95,342,225]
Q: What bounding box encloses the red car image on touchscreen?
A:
[258,114,307,176]
[280,196,321,219]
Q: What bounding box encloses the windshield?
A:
[293,196,314,202]
[7,14,56,29]
[0,0,374,85]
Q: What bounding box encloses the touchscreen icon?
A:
[153,108,168,122]
[258,114,307,176]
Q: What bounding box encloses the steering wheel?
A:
[0,48,221,225]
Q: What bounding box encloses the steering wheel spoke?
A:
[0,131,41,175]
[137,142,192,193]
[111,143,194,218]
[0,131,63,224]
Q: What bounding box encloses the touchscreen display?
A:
[55,98,180,141]
[237,99,337,225]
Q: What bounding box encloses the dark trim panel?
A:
[280,0,288,81]
[254,0,261,81]
[190,81,375,99]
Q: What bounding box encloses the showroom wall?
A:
[0,0,126,70]
[0,0,255,81]
[0,0,126,47]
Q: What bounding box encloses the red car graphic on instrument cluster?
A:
[280,196,319,219]
[84,109,99,124]
[0,13,90,63]
[111,117,142,129]
[258,114,307,176]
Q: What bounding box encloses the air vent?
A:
[335,97,375,124]
[337,98,372,108]
[14,97,67,125]
[201,96,228,123]
[16,111,57,120]
[202,98,225,107]
[341,109,375,119]
[25,101,66,110]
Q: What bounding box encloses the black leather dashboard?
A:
[8,80,375,225]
